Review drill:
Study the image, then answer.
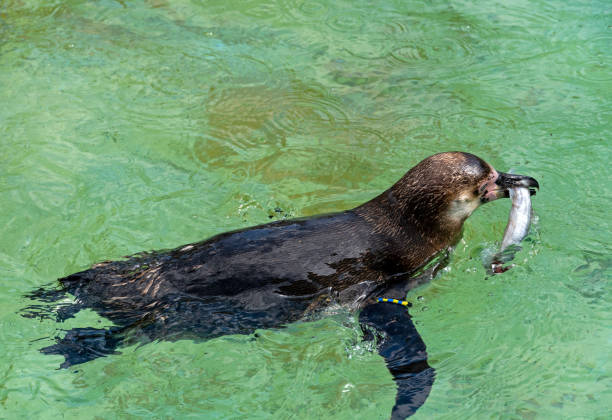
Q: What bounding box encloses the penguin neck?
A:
[357,184,464,248]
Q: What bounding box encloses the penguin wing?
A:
[359,302,435,420]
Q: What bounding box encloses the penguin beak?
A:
[481,171,539,203]
[495,172,539,197]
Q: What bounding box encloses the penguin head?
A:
[390,152,538,230]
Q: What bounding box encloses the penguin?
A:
[24,151,538,419]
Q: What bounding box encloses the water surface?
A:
[0,0,610,418]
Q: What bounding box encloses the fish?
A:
[491,186,534,273]
[501,187,533,251]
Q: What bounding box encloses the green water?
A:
[1,0,610,418]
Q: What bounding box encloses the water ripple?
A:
[1,0,611,419]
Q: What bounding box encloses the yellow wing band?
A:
[377,297,411,306]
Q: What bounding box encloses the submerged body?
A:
[57,211,448,341]
[24,152,538,419]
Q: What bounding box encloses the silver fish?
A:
[490,187,533,273]
[500,187,532,251]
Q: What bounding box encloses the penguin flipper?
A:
[41,326,124,369]
[359,302,435,420]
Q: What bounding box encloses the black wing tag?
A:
[359,302,435,419]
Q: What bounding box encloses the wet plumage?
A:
[23,151,538,419]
